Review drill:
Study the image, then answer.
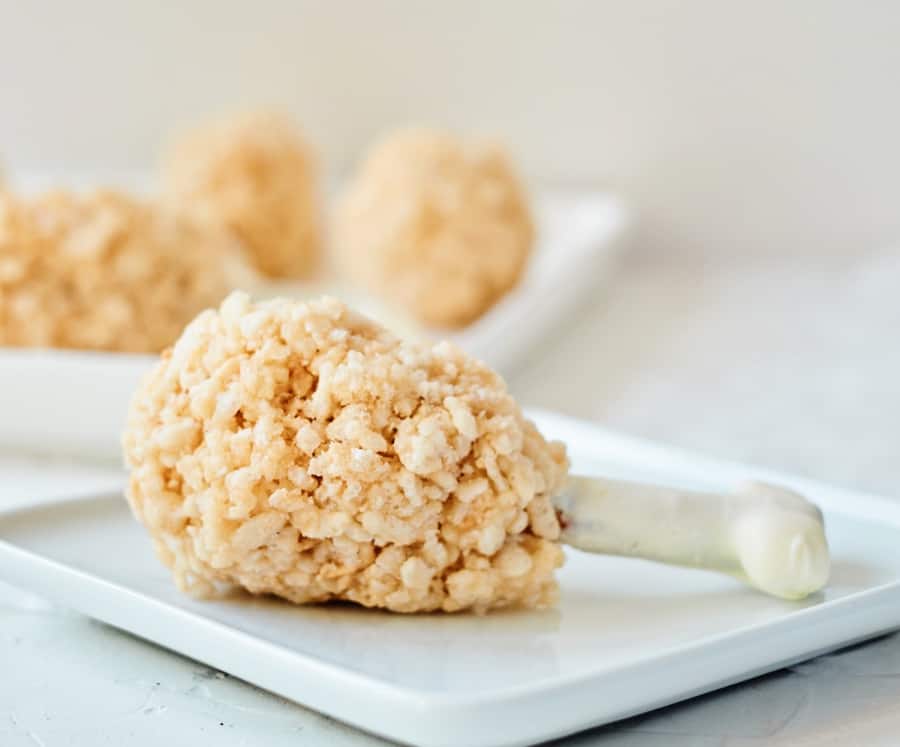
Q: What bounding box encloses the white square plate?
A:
[0,410,898,747]
[0,191,630,461]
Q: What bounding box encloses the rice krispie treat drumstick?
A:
[125,291,567,613]
[333,128,534,328]
[124,293,829,613]
[163,112,321,280]
[0,189,247,353]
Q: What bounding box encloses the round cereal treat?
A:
[123,292,568,613]
[163,112,320,279]
[0,189,244,353]
[333,128,534,328]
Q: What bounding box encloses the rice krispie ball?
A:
[333,128,534,328]
[0,189,243,353]
[124,292,568,613]
[163,112,320,279]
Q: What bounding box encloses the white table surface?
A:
[3,252,899,746]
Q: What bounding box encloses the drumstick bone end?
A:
[554,477,830,600]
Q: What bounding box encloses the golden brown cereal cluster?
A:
[334,128,534,328]
[0,189,242,353]
[124,292,568,613]
[164,112,320,279]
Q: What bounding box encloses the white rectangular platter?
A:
[0,409,898,747]
[0,191,629,461]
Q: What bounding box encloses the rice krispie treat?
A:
[0,189,243,353]
[124,292,568,613]
[333,128,534,328]
[163,112,320,279]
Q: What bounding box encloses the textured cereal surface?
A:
[124,292,568,613]
[164,112,320,279]
[334,128,534,328]
[0,189,240,353]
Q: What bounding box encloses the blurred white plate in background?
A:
[0,191,629,461]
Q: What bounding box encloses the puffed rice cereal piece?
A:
[333,128,534,328]
[163,112,320,279]
[124,292,568,613]
[0,189,243,353]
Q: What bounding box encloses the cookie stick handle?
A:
[553,476,830,600]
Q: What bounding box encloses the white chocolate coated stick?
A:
[553,477,830,600]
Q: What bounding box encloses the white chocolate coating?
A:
[554,477,829,600]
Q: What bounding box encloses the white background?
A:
[1,0,899,260]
